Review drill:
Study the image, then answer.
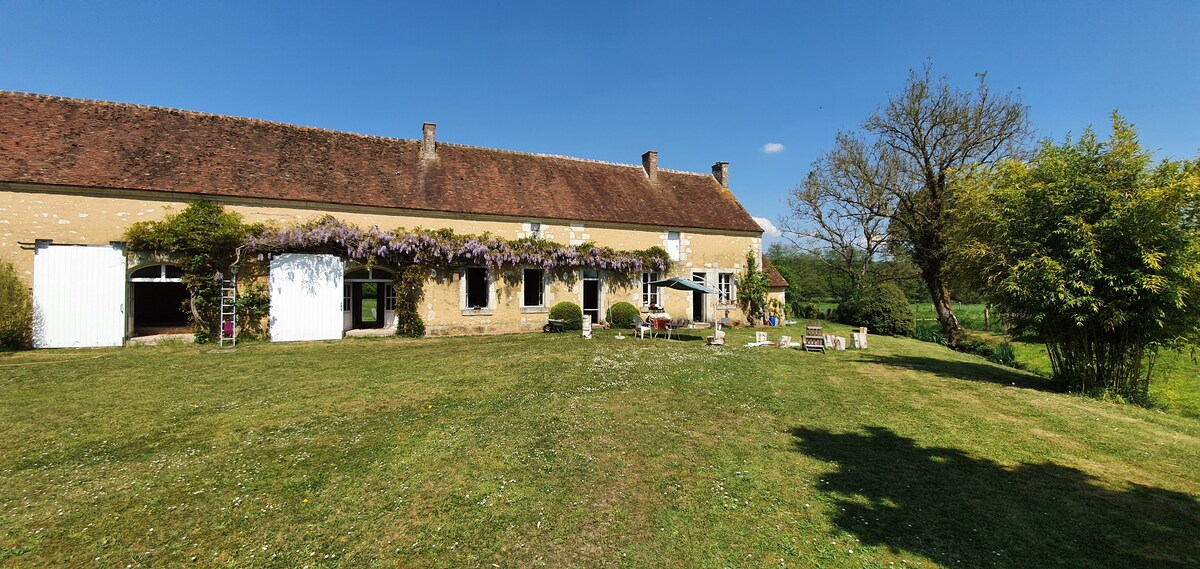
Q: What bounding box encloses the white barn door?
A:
[269,254,344,342]
[33,243,126,348]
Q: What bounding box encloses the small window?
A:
[466,267,489,309]
[384,284,397,311]
[666,231,681,260]
[131,266,160,279]
[523,268,545,307]
[343,284,352,311]
[641,271,661,308]
[718,273,733,305]
[130,264,184,282]
[529,222,542,239]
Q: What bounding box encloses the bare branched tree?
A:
[780,132,900,300]
[785,63,1030,346]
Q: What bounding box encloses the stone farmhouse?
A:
[0,91,779,347]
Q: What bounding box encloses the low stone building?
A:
[763,257,789,306]
[0,91,765,347]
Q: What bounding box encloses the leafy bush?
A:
[606,301,639,329]
[958,334,1018,367]
[791,302,820,319]
[835,283,915,336]
[0,262,33,350]
[959,116,1200,401]
[549,302,583,331]
[912,320,946,345]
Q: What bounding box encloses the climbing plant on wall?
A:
[736,252,770,326]
[124,201,265,343]
[247,216,672,283]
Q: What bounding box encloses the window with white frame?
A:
[523,268,545,307]
[343,283,352,311]
[641,271,661,308]
[384,283,397,311]
[666,231,681,260]
[718,272,734,305]
[529,222,542,239]
[465,267,489,309]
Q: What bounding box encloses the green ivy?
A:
[394,265,426,338]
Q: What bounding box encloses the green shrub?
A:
[912,320,946,345]
[791,302,819,319]
[958,334,1018,367]
[0,262,33,350]
[835,283,915,336]
[606,301,639,329]
[549,301,584,331]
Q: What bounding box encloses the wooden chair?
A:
[804,322,826,353]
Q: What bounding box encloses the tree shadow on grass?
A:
[862,353,1053,391]
[791,426,1200,568]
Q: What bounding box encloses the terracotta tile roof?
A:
[762,257,789,288]
[0,91,763,234]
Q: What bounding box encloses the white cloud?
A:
[761,142,785,154]
[753,217,781,237]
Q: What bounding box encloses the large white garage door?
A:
[270,253,344,342]
[32,243,127,348]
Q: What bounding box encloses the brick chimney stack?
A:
[642,150,658,183]
[421,123,437,160]
[712,161,729,188]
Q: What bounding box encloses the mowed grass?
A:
[1,324,1199,568]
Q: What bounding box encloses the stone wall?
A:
[1,183,762,336]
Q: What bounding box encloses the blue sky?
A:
[3,1,1198,237]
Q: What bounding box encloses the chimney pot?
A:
[712,161,729,188]
[642,150,658,183]
[421,122,437,160]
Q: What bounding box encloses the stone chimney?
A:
[642,150,658,183]
[712,161,729,188]
[421,122,437,160]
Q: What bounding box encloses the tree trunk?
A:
[921,264,963,347]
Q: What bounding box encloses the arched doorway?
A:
[129,264,189,336]
[343,267,395,330]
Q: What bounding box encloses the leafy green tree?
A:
[736,252,770,325]
[960,115,1200,401]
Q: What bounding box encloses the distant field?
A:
[2,325,1198,567]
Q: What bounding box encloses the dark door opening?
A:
[352,282,383,329]
[352,282,385,329]
[583,276,600,324]
[132,282,190,335]
[692,272,707,322]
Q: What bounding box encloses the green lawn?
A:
[2,325,1198,567]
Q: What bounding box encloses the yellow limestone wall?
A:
[1,184,762,336]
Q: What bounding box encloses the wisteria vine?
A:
[247,216,671,277]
